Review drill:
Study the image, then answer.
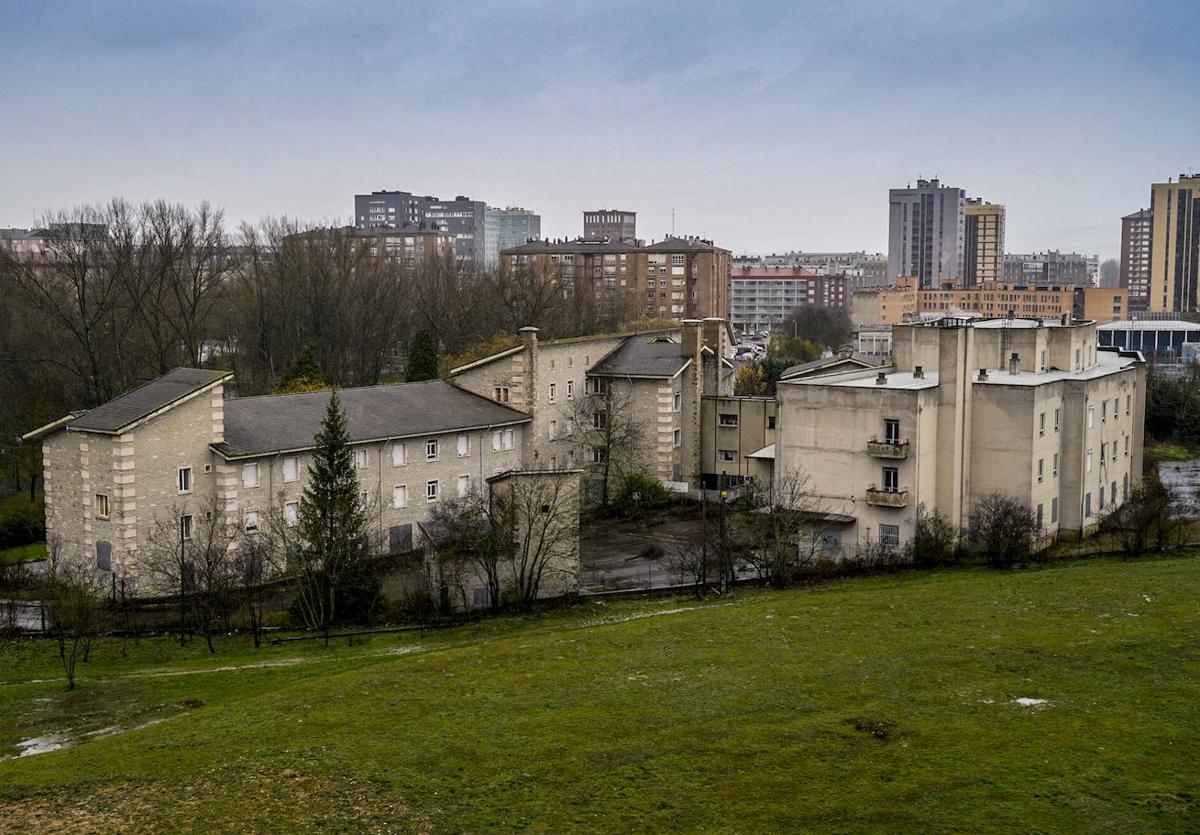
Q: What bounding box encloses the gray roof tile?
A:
[218,380,529,457]
[70,368,230,433]
[588,336,689,378]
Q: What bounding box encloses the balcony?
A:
[865,487,909,508]
[866,439,909,459]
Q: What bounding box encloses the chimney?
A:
[913,365,924,379]
[680,319,703,359]
[519,325,539,346]
[1009,352,1019,375]
[875,372,888,385]
[978,368,989,381]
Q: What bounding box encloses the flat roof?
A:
[1098,320,1199,331]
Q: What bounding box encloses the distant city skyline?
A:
[3,1,1198,260]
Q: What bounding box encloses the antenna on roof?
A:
[671,208,675,236]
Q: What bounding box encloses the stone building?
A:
[26,371,583,607]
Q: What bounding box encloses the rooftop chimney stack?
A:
[978,368,989,381]
[1009,352,1020,375]
[913,365,924,379]
[875,372,888,385]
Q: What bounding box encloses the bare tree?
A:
[493,471,580,605]
[41,550,106,690]
[566,379,646,508]
[735,469,832,585]
[968,492,1041,567]
[1099,474,1189,557]
[670,513,721,597]
[144,497,240,653]
[905,504,960,566]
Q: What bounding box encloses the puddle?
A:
[1,716,173,761]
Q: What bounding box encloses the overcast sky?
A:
[2,1,1197,259]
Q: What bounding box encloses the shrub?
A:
[612,474,669,518]
[0,500,45,550]
[968,492,1040,568]
[906,506,960,567]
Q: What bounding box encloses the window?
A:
[244,510,259,533]
[549,419,558,440]
[492,429,515,451]
[567,380,574,400]
[1087,406,1094,429]
[390,485,408,509]
[718,449,737,462]
[1036,503,1044,531]
[1101,442,1107,462]
[548,383,556,403]
[242,463,259,488]
[1037,458,1044,483]
[1054,408,1060,431]
[284,501,299,527]
[1053,453,1059,477]
[425,439,439,461]
[673,429,681,447]
[494,386,510,403]
[178,466,192,494]
[1125,394,1131,416]
[1098,489,1105,510]
[767,415,777,430]
[456,433,469,457]
[879,524,900,547]
[359,490,370,508]
[180,514,193,541]
[1113,398,1119,421]
[1124,435,1130,456]
[1038,412,1045,436]
[354,449,369,469]
[549,456,557,469]
[884,419,900,443]
[425,480,439,502]
[1087,449,1093,472]
[719,413,739,428]
[882,466,899,492]
[1084,492,1092,517]
[593,412,607,429]
[96,541,112,572]
[283,456,299,482]
[95,493,110,519]
[457,475,470,498]
[1111,481,1117,505]
[673,392,681,412]
[392,442,407,466]
[590,377,608,395]
[1051,497,1058,523]
[592,447,607,464]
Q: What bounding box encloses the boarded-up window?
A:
[96,541,112,571]
[388,524,413,554]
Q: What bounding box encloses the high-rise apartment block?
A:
[887,179,966,287]
[355,190,535,267]
[1120,208,1152,309]
[583,210,637,242]
[503,236,730,321]
[963,199,1005,286]
[493,207,541,251]
[1148,174,1200,312]
[729,266,848,331]
[1004,251,1091,286]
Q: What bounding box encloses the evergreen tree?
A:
[275,343,328,394]
[293,391,374,643]
[406,329,440,382]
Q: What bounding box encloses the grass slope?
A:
[1,557,1199,832]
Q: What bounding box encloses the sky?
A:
[1,0,1197,260]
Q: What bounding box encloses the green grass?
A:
[2,558,1200,832]
[0,541,46,565]
[1145,441,1196,463]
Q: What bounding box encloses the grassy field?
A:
[0,541,46,565]
[1,556,1198,832]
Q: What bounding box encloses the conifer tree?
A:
[293,391,371,643]
[406,329,440,382]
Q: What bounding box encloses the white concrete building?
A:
[773,316,1146,556]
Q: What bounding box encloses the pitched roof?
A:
[587,336,689,378]
[643,236,728,253]
[779,352,878,380]
[503,237,643,255]
[215,380,529,458]
[69,368,230,433]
